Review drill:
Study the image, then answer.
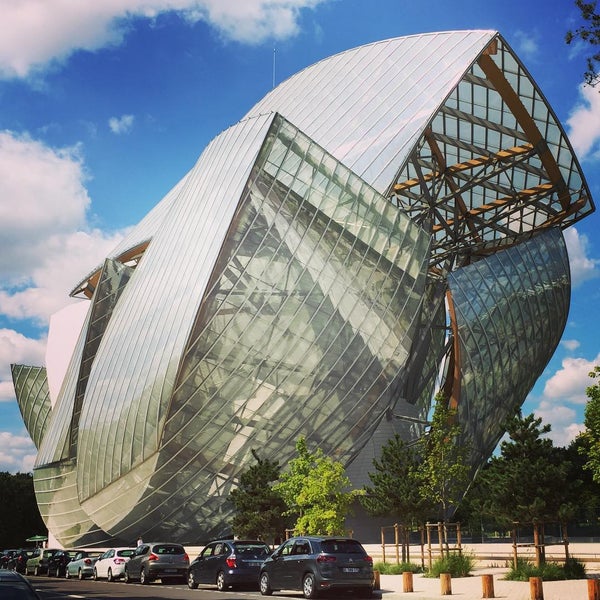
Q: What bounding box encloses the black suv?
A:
[124,543,189,585]
[187,539,270,591]
[259,536,374,598]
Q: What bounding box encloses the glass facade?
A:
[10,30,594,546]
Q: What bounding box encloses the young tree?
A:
[361,434,430,560]
[274,437,360,536]
[361,434,429,525]
[228,450,288,543]
[481,411,576,565]
[579,365,600,481]
[418,392,470,523]
[566,1,600,86]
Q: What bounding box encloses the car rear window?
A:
[320,540,366,554]
[153,545,184,555]
[117,549,136,557]
[234,543,270,557]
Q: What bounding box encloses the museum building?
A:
[12,30,595,546]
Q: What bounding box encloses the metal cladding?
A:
[11,30,595,545]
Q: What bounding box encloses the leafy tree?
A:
[579,366,600,482]
[0,472,46,548]
[418,392,470,522]
[274,437,360,536]
[566,1,600,86]
[228,450,288,543]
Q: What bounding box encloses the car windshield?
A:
[0,582,38,599]
[320,540,366,554]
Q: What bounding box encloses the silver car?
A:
[65,550,102,580]
[124,543,189,585]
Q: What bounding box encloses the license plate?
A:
[343,567,359,573]
[164,569,177,573]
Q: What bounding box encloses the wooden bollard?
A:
[402,571,414,593]
[588,579,600,600]
[482,574,495,598]
[529,576,543,600]
[440,572,452,595]
[372,570,380,590]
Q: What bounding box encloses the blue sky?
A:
[0,0,599,472]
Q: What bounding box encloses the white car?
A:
[92,548,136,582]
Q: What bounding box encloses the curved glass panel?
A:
[448,227,570,466]
[11,365,51,450]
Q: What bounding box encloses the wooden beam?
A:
[477,53,570,211]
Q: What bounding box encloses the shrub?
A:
[505,558,586,581]
[373,561,422,575]
[426,552,474,578]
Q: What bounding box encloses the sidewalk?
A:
[371,542,600,599]
[378,568,592,599]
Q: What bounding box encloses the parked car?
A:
[259,536,374,599]
[93,547,136,581]
[0,568,41,599]
[46,550,78,577]
[187,539,271,591]
[7,550,34,574]
[65,550,102,580]
[0,550,17,569]
[123,542,189,585]
[25,548,60,576]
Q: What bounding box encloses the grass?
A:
[373,561,422,575]
[424,552,475,578]
[504,558,586,581]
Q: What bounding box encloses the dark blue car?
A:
[187,539,270,591]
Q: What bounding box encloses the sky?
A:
[0,0,599,473]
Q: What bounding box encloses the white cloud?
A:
[543,353,600,404]
[535,399,585,447]
[563,227,599,287]
[561,339,581,352]
[0,0,329,80]
[0,330,47,401]
[0,431,37,473]
[567,83,600,160]
[109,114,135,134]
[0,131,125,324]
[513,30,540,62]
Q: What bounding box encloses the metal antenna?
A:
[272,46,276,89]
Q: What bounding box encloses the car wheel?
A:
[123,568,131,583]
[107,568,113,582]
[188,571,198,589]
[303,573,318,599]
[78,568,84,580]
[216,570,227,591]
[259,571,273,596]
[34,566,39,576]
[47,568,52,577]
[140,568,149,585]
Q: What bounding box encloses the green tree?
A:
[579,366,600,481]
[228,450,288,543]
[418,392,470,522]
[274,437,360,536]
[0,472,46,548]
[566,1,600,86]
[361,434,429,525]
